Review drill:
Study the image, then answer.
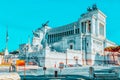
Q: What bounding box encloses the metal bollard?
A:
[89,67,94,79]
[43,67,47,77]
[54,71,58,77]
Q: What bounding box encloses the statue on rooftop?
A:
[32,31,40,37]
[87,6,92,12]
[42,21,49,27]
[92,4,98,10]
[81,13,85,17]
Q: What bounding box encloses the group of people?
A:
[9,63,16,72]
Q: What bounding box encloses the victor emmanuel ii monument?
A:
[19,4,116,67]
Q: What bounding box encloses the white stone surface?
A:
[0,73,20,80]
[0,55,3,64]
[19,5,117,67]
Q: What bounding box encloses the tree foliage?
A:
[9,50,19,55]
[0,52,4,55]
[104,46,120,52]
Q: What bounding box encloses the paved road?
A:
[20,75,89,80]
[1,65,120,80]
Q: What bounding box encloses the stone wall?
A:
[45,49,82,68]
[0,55,3,64]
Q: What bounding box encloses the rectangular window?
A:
[70,45,73,49]
[88,21,91,33]
[81,22,84,33]
[99,23,104,36]
[75,29,77,34]
[78,28,79,33]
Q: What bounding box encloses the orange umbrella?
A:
[16,60,25,66]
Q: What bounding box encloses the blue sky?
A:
[0,0,120,51]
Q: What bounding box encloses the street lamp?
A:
[81,33,87,65]
[103,51,106,66]
[66,49,68,66]
[82,52,84,65]
[103,40,106,66]
[81,34,84,65]
[112,53,115,65]
[43,66,47,77]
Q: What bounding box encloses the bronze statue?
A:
[92,4,98,10]
[42,21,49,27]
[32,31,39,37]
[87,7,92,12]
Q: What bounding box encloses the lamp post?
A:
[103,40,106,66]
[82,52,84,65]
[85,35,87,65]
[43,66,46,77]
[82,33,87,65]
[66,50,68,66]
[81,34,83,65]
[104,51,106,66]
[23,47,27,80]
[113,53,115,65]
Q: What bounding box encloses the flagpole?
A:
[6,26,8,50]
[4,26,9,56]
[24,49,26,80]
